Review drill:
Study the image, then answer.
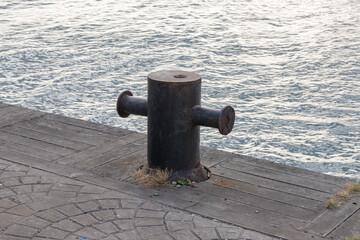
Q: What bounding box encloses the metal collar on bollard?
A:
[117,70,235,182]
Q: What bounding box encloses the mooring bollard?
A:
[117,70,235,182]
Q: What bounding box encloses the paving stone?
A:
[165,211,194,221]
[52,219,83,232]
[0,206,7,213]
[79,185,106,194]
[39,175,61,184]
[33,184,52,192]
[50,190,77,199]
[71,213,100,226]
[5,164,29,172]
[115,230,142,240]
[137,225,167,237]
[0,161,10,169]
[98,199,120,209]
[27,196,67,212]
[74,226,107,239]
[141,201,168,211]
[92,190,129,199]
[0,198,19,208]
[4,224,39,237]
[12,185,33,194]
[113,219,134,230]
[102,236,120,240]
[0,171,27,178]
[167,220,195,231]
[0,213,23,230]
[76,201,100,212]
[6,204,34,216]
[32,238,55,240]
[1,235,29,240]
[93,222,119,234]
[1,177,21,186]
[193,216,222,228]
[0,188,15,198]
[8,194,33,205]
[120,198,143,209]
[136,209,166,218]
[36,208,67,222]
[92,209,117,221]
[171,230,199,240]
[192,228,219,240]
[240,230,274,240]
[18,215,51,229]
[76,192,118,201]
[217,227,243,239]
[52,183,83,192]
[135,217,164,226]
[64,234,86,240]
[20,176,41,184]
[56,204,84,216]
[36,226,69,239]
[115,208,135,219]
[146,233,174,240]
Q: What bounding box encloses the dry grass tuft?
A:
[344,182,360,194]
[345,235,360,240]
[133,165,171,188]
[325,181,360,209]
[336,190,350,201]
[325,197,340,209]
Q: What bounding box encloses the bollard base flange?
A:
[168,164,210,183]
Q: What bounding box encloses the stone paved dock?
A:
[0,102,359,240]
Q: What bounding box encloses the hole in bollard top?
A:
[174,74,187,78]
[148,70,201,83]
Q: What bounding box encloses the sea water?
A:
[0,0,359,179]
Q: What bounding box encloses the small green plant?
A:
[325,181,360,209]
[177,179,192,186]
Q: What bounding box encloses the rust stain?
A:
[211,176,235,188]
[121,157,146,166]
[121,159,135,165]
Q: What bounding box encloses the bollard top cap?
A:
[218,106,235,135]
[148,70,201,83]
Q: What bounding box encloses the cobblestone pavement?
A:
[0,158,280,240]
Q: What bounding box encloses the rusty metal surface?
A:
[191,105,235,135]
[116,70,235,182]
[117,91,148,118]
[218,106,235,135]
[147,70,201,172]
[147,70,201,83]
[169,164,209,182]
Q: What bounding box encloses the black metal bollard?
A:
[117,70,235,182]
